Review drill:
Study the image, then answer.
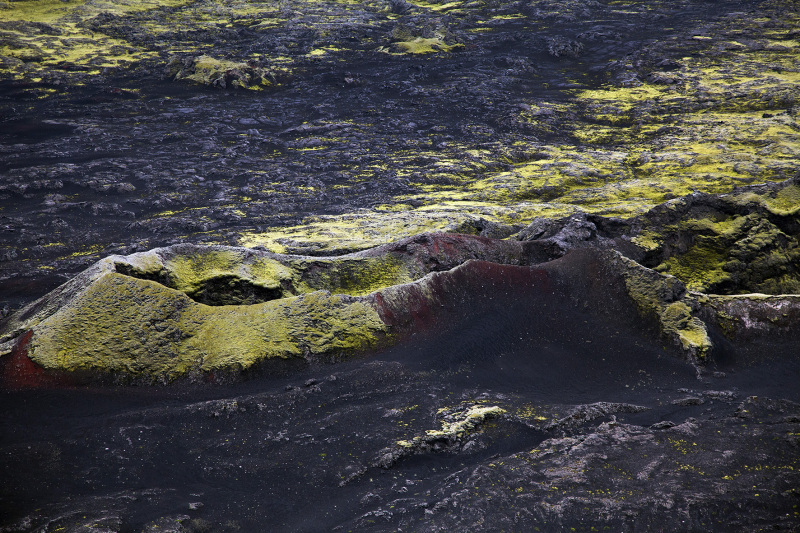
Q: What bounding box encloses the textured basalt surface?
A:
[2,0,799,310]
[2,0,800,530]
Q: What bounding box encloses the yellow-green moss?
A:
[762,184,800,215]
[238,210,480,254]
[397,405,506,448]
[425,405,506,438]
[646,205,800,295]
[299,255,412,297]
[161,249,295,298]
[611,252,712,360]
[389,37,463,54]
[185,291,385,371]
[631,231,662,252]
[0,0,308,86]
[548,30,800,217]
[172,55,278,90]
[246,256,298,291]
[165,250,246,294]
[655,242,730,292]
[116,250,167,277]
[29,273,202,377]
[27,272,388,380]
[660,302,712,359]
[405,0,464,12]
[618,253,685,318]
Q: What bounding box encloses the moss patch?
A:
[389,37,463,54]
[656,242,730,293]
[660,302,712,359]
[27,272,388,380]
[168,55,280,89]
[238,210,487,255]
[397,404,506,448]
[639,181,800,295]
[611,251,712,361]
[163,249,295,302]
[297,255,412,297]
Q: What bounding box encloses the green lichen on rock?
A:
[467,7,800,221]
[606,175,800,357]
[162,248,296,304]
[375,401,509,468]
[185,290,387,371]
[165,249,248,293]
[297,255,412,297]
[660,301,712,359]
[3,243,439,379]
[739,183,800,216]
[238,210,495,255]
[389,37,462,54]
[29,273,204,377]
[655,241,730,293]
[116,245,421,304]
[385,20,463,55]
[615,252,686,319]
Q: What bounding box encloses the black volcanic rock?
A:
[1,242,798,530]
[1,0,800,530]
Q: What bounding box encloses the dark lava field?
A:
[2,0,798,310]
[1,279,798,532]
[1,0,800,530]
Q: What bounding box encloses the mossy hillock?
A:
[631,177,800,295]
[3,177,800,380]
[0,233,537,381]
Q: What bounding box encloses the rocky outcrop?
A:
[374,404,507,469]
[632,176,800,294]
[165,55,283,90]
[365,413,800,531]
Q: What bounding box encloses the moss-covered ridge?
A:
[32,274,384,378]
[2,178,800,382]
[609,251,713,362]
[0,233,535,382]
[525,177,800,361]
